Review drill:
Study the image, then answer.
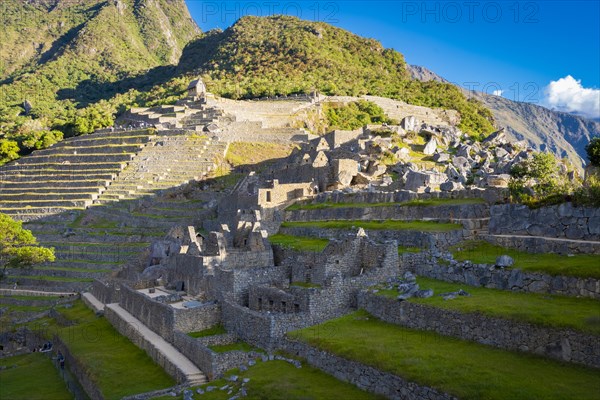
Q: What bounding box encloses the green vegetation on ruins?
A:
[376,277,600,334]
[509,151,600,208]
[0,213,55,279]
[0,353,71,400]
[180,360,383,400]
[24,301,175,399]
[281,220,463,232]
[325,100,396,130]
[225,142,295,168]
[290,310,600,400]
[287,197,486,210]
[269,233,330,252]
[182,16,494,138]
[187,324,227,338]
[451,240,600,279]
[208,342,259,354]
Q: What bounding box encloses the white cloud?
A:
[543,75,600,119]
[492,90,504,96]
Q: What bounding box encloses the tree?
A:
[586,137,600,166]
[0,139,20,165]
[509,152,563,200]
[0,213,55,278]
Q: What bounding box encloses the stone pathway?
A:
[81,292,105,313]
[84,293,207,385]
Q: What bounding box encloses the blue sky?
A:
[184,0,600,118]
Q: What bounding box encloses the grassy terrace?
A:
[452,240,600,279]
[0,353,71,400]
[26,301,174,399]
[377,277,600,334]
[287,197,486,210]
[290,311,600,400]
[9,275,95,283]
[188,325,227,338]
[281,220,463,232]
[166,360,382,400]
[208,342,259,353]
[269,233,329,252]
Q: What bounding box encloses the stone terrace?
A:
[0,130,154,221]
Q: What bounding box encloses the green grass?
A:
[281,220,462,232]
[290,311,600,400]
[35,266,113,273]
[208,342,259,353]
[287,197,485,210]
[452,240,600,279]
[0,304,50,313]
[398,246,422,254]
[269,233,329,252]
[0,353,71,400]
[378,277,600,334]
[0,295,61,301]
[291,281,322,288]
[183,360,383,400]
[188,325,227,338]
[28,301,175,399]
[9,275,95,282]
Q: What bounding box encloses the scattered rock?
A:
[495,255,514,268]
[423,137,438,155]
[414,289,434,298]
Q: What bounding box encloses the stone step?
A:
[16,153,134,164]
[0,193,100,202]
[7,267,111,279]
[41,259,123,270]
[0,162,126,172]
[0,179,110,188]
[52,135,152,148]
[5,276,93,292]
[54,249,138,263]
[0,209,82,221]
[30,144,144,156]
[41,242,149,253]
[0,199,92,208]
[0,173,116,183]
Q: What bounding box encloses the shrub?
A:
[585,137,600,166]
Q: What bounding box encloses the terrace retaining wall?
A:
[358,291,600,368]
[279,339,456,400]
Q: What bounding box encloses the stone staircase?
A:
[94,132,227,204]
[0,130,154,221]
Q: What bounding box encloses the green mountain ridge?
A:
[1,10,499,165]
[0,0,199,141]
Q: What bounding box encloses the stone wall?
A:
[489,203,600,243]
[215,265,289,306]
[91,280,121,305]
[280,339,455,400]
[173,303,221,334]
[285,203,489,224]
[279,225,465,250]
[118,285,175,340]
[481,234,600,255]
[173,331,260,380]
[52,335,104,400]
[358,291,600,368]
[104,306,188,383]
[411,261,600,299]
[309,188,506,206]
